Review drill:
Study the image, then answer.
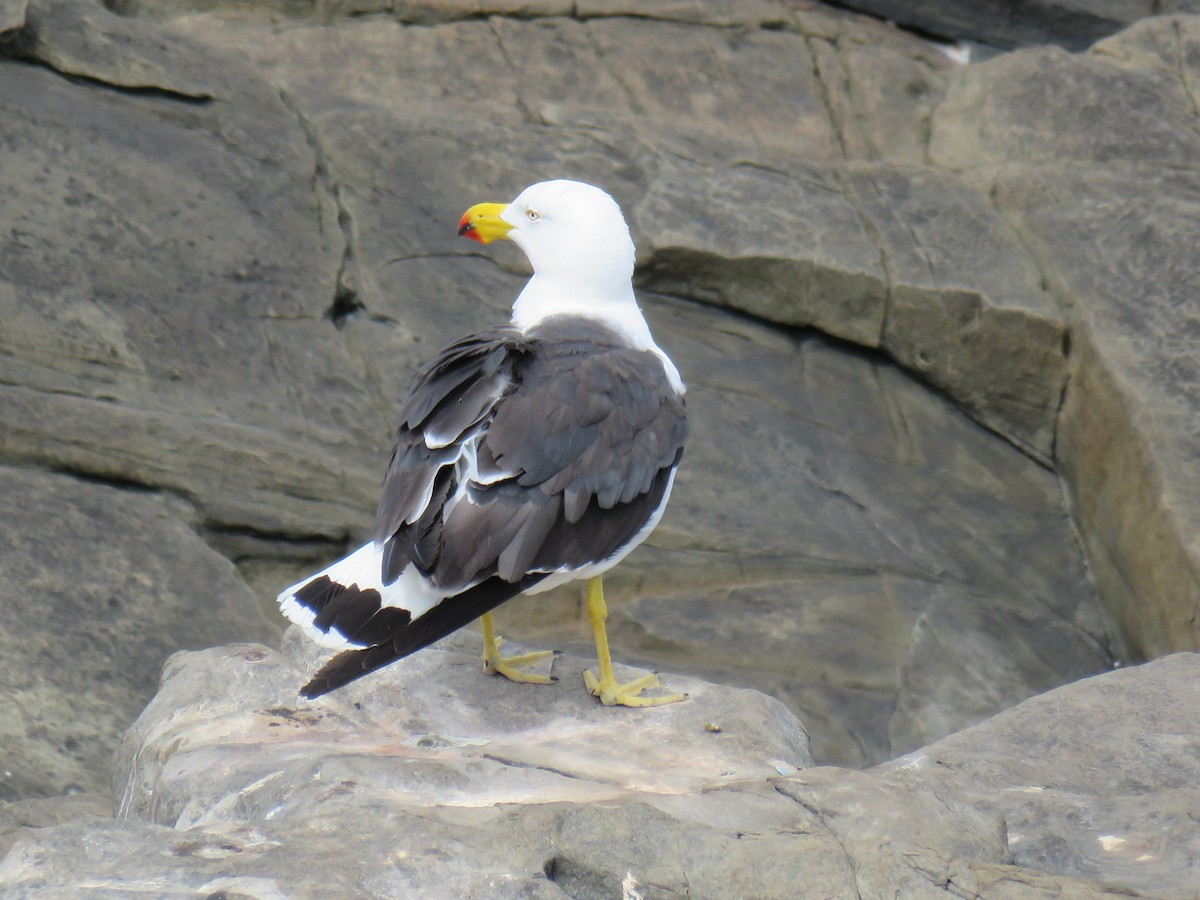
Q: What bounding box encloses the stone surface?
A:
[172,10,1063,457]
[3,642,1196,896]
[830,0,1200,51]
[0,794,111,862]
[0,0,26,33]
[929,15,1200,659]
[0,467,279,802]
[590,310,1106,766]
[930,41,1200,169]
[0,0,1180,792]
[0,4,1198,893]
[869,653,1200,897]
[0,15,383,541]
[851,164,1066,460]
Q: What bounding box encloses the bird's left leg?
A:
[582,575,686,707]
[480,612,557,684]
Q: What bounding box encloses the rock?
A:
[850,165,1066,460]
[1000,165,1200,661]
[0,9,384,541]
[0,0,1131,786]
[0,467,279,802]
[635,158,889,347]
[828,0,1200,51]
[929,15,1200,659]
[870,652,1200,897]
[0,0,1196,869]
[3,643,1196,896]
[0,0,26,33]
[115,631,812,823]
[163,5,1063,458]
[799,7,954,165]
[930,41,1200,169]
[0,793,111,862]
[598,310,1106,766]
[6,0,215,99]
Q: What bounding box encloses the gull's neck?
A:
[511,274,686,395]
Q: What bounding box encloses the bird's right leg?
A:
[480,612,557,684]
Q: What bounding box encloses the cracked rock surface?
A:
[3,637,1199,897]
[1,0,1199,895]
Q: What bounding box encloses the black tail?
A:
[299,572,547,698]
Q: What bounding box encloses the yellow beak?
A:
[457,202,514,244]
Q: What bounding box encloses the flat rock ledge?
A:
[2,638,1199,897]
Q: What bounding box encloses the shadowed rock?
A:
[0,468,279,802]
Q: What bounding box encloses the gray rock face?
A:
[0,0,26,32]
[1,0,1198,893]
[0,0,1137,780]
[0,467,279,802]
[930,15,1200,660]
[831,0,1200,51]
[600,309,1105,766]
[3,640,1197,897]
[0,793,110,862]
[0,14,382,540]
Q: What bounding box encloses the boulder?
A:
[0,0,25,33]
[930,15,1200,659]
[0,9,383,541]
[2,640,1196,896]
[0,0,1121,775]
[0,0,1196,851]
[828,0,1200,51]
[0,467,279,802]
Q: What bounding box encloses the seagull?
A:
[278,179,688,707]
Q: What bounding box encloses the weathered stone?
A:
[4,644,1195,896]
[995,165,1200,660]
[849,164,1066,459]
[0,794,111,862]
[115,632,811,823]
[275,93,1110,766]
[803,9,953,164]
[0,31,382,539]
[1,5,1198,894]
[829,0,1200,51]
[0,0,26,33]
[929,39,1200,169]
[635,159,889,347]
[576,0,793,27]
[926,15,1200,657]
[0,467,279,802]
[872,653,1200,897]
[9,0,215,98]
[590,315,1108,766]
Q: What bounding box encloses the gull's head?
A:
[457,180,636,289]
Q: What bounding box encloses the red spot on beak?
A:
[457,212,484,243]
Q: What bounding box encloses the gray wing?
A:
[373,318,687,592]
[372,325,527,583]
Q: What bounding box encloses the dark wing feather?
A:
[419,317,688,584]
[300,572,547,698]
[373,326,527,547]
[302,317,687,697]
[482,318,688,531]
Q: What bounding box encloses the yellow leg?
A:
[582,575,686,707]
[480,612,557,684]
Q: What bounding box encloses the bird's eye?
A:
[525,208,541,222]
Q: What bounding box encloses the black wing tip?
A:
[297,647,378,698]
[299,682,329,700]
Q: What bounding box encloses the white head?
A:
[458,179,637,310]
[457,180,683,393]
